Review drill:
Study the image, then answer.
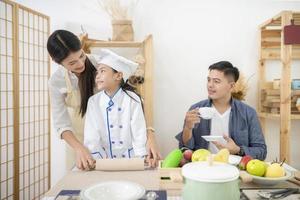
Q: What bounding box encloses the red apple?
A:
[239,155,253,170]
[179,158,188,167]
[183,149,193,161]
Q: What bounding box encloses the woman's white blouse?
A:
[48,55,97,138]
[48,66,78,138]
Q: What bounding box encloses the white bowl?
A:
[228,155,242,166]
[209,154,241,166]
[80,180,145,200]
[247,170,293,186]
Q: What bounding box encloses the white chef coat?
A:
[84,88,147,159]
[48,54,97,138]
[208,106,231,154]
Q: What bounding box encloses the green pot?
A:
[182,161,240,200]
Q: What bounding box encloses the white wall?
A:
[13,0,300,187]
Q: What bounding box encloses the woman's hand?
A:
[146,131,162,167]
[75,144,96,170]
[61,131,95,170]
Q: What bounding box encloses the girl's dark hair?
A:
[47,30,96,117]
[208,61,239,82]
[121,80,144,111]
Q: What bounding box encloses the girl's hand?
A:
[146,131,162,167]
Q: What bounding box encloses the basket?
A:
[158,160,183,195]
[111,20,134,41]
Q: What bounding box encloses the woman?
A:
[47,29,161,170]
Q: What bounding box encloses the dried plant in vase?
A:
[98,0,139,41]
[232,73,252,101]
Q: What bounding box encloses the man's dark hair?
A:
[208,61,239,82]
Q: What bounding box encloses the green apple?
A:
[246,159,266,177]
[191,149,211,162]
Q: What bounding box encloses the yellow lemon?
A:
[192,149,211,162]
[214,148,230,163]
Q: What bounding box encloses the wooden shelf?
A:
[85,40,143,48]
[261,48,300,60]
[79,34,153,52]
[259,11,300,61]
[258,112,300,120]
[259,11,300,29]
[258,11,300,164]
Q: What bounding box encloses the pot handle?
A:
[239,171,253,183]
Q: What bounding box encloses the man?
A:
[176,61,267,160]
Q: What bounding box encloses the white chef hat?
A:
[95,49,138,81]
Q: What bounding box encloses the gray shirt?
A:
[175,98,267,160]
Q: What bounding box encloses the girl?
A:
[84,49,147,158]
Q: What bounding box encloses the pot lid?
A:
[182,161,239,183]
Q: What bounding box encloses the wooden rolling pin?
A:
[94,158,145,171]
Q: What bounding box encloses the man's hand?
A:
[75,145,96,170]
[212,135,240,155]
[184,108,200,130]
[182,108,200,145]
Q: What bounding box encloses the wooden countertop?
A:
[45,169,160,197]
[45,169,299,198]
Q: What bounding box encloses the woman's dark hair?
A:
[208,61,239,82]
[78,57,96,117]
[47,30,96,117]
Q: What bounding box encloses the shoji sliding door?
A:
[0,1,14,199]
[0,0,50,199]
[18,4,50,200]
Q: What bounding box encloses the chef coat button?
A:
[119,141,123,144]
[108,108,112,111]
[110,125,113,128]
[122,155,125,158]
[119,125,123,128]
[118,107,122,111]
[113,155,116,158]
[112,141,115,144]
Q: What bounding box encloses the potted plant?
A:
[98,0,139,41]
